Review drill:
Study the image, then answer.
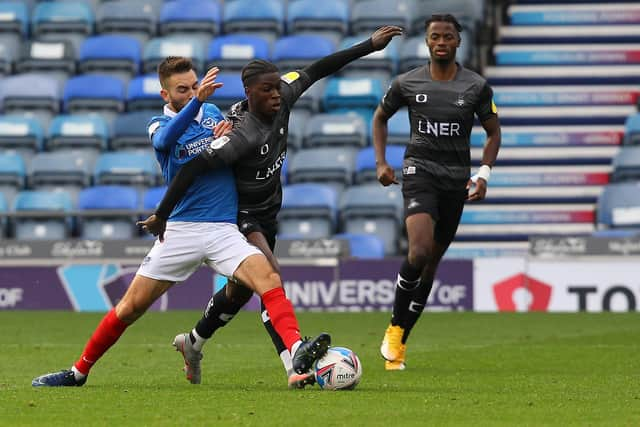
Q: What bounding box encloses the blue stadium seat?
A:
[126,74,163,112]
[95,151,159,187]
[47,114,109,152]
[223,0,284,36]
[287,0,349,37]
[29,151,94,204]
[340,184,403,255]
[207,34,270,72]
[112,111,156,150]
[78,35,142,79]
[624,113,640,145]
[208,72,244,110]
[78,185,140,239]
[399,35,430,73]
[272,34,335,71]
[338,35,399,79]
[288,147,357,192]
[143,36,206,74]
[63,74,125,114]
[96,0,159,40]
[386,108,411,145]
[143,185,167,210]
[303,113,367,148]
[323,77,384,111]
[0,34,21,75]
[350,0,410,35]
[355,145,405,184]
[0,2,29,36]
[0,153,26,205]
[287,110,310,151]
[16,39,76,77]
[334,232,385,259]
[0,115,44,154]
[0,73,62,115]
[596,182,640,230]
[32,1,94,37]
[13,190,73,239]
[293,78,325,113]
[159,0,221,36]
[279,183,338,238]
[611,146,640,182]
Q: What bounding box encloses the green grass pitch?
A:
[1,311,639,426]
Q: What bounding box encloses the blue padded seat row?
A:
[143,185,166,210]
[79,34,142,76]
[29,151,95,188]
[63,74,125,113]
[48,114,109,151]
[596,181,640,229]
[0,73,62,113]
[288,147,358,192]
[334,232,385,259]
[159,0,221,35]
[13,190,74,239]
[272,34,335,70]
[279,183,338,238]
[304,113,367,148]
[207,34,270,71]
[0,2,29,36]
[0,34,20,75]
[355,145,405,184]
[16,39,76,75]
[223,0,284,36]
[0,115,44,152]
[208,72,244,110]
[94,151,160,186]
[112,111,156,150]
[287,0,349,36]
[338,35,399,77]
[143,35,207,74]
[0,153,27,189]
[350,0,410,34]
[126,74,163,111]
[78,184,139,239]
[95,0,157,36]
[323,77,385,111]
[32,2,94,37]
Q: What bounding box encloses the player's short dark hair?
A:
[241,59,279,87]
[157,56,194,88]
[425,13,463,34]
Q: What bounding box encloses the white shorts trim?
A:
[137,221,263,282]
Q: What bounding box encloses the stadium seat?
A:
[159,0,220,36]
[611,146,640,182]
[13,190,73,240]
[126,74,163,112]
[323,77,384,111]
[596,182,640,229]
[143,36,206,74]
[410,0,481,35]
[0,34,20,75]
[223,0,284,36]
[32,1,94,37]
[338,35,399,80]
[0,73,62,115]
[624,113,640,145]
[94,151,160,187]
[293,78,325,113]
[303,113,367,148]
[386,108,411,145]
[29,151,94,204]
[0,115,44,155]
[78,34,141,80]
[96,0,159,41]
[287,147,357,193]
[399,35,430,73]
[0,153,26,206]
[78,185,139,239]
[287,110,310,151]
[0,2,29,36]
[112,111,156,150]
[334,232,385,259]
[63,74,125,114]
[272,34,335,71]
[47,114,109,152]
[143,185,166,210]
[206,34,270,72]
[287,0,349,37]
[350,0,410,35]
[340,184,403,255]
[355,145,405,184]
[278,183,338,238]
[15,39,76,78]
[208,72,244,111]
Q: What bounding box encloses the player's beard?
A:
[170,100,185,112]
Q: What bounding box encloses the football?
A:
[314,347,362,390]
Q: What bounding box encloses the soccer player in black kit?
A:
[138,25,403,387]
[375,14,501,370]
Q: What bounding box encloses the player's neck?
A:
[429,61,457,81]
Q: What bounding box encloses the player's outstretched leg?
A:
[291,333,331,375]
[173,333,204,384]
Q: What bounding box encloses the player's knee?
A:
[115,299,143,323]
[227,281,253,304]
[408,246,430,270]
[263,271,282,291]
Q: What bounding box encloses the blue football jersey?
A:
[148,101,237,223]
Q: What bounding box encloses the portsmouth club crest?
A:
[456,94,465,107]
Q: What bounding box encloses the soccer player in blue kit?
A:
[32,57,330,387]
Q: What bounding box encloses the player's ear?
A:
[244,85,251,97]
[160,88,170,103]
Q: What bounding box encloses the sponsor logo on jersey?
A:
[456,94,465,107]
[255,150,286,180]
[417,119,461,137]
[177,136,213,159]
[415,93,428,103]
[209,135,230,150]
[281,71,300,84]
[407,198,420,209]
[201,117,215,129]
[404,166,416,175]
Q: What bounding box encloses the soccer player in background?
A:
[138,26,404,388]
[32,57,330,387]
[374,14,501,370]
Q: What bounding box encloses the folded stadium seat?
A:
[596,182,640,232]
[13,190,73,240]
[0,153,26,207]
[31,1,93,35]
[143,185,166,211]
[278,183,338,239]
[0,2,28,37]
[611,146,640,183]
[337,35,398,82]
[208,72,244,111]
[96,0,160,45]
[78,34,141,81]
[142,35,206,74]
[354,145,405,184]
[286,0,349,38]
[62,74,125,122]
[112,111,155,150]
[29,150,95,204]
[323,77,384,112]
[159,0,221,37]
[287,110,310,151]
[399,35,429,73]
[223,0,284,37]
[624,113,640,145]
[287,146,357,194]
[333,232,385,259]
[339,184,403,255]
[206,34,271,72]
[0,73,62,118]
[272,34,335,72]
[0,115,45,157]
[94,151,160,188]
[126,74,163,112]
[385,107,411,145]
[15,39,77,82]
[293,79,325,114]
[350,0,411,35]
[0,34,20,75]
[78,185,139,239]
[303,113,367,148]
[47,114,109,152]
